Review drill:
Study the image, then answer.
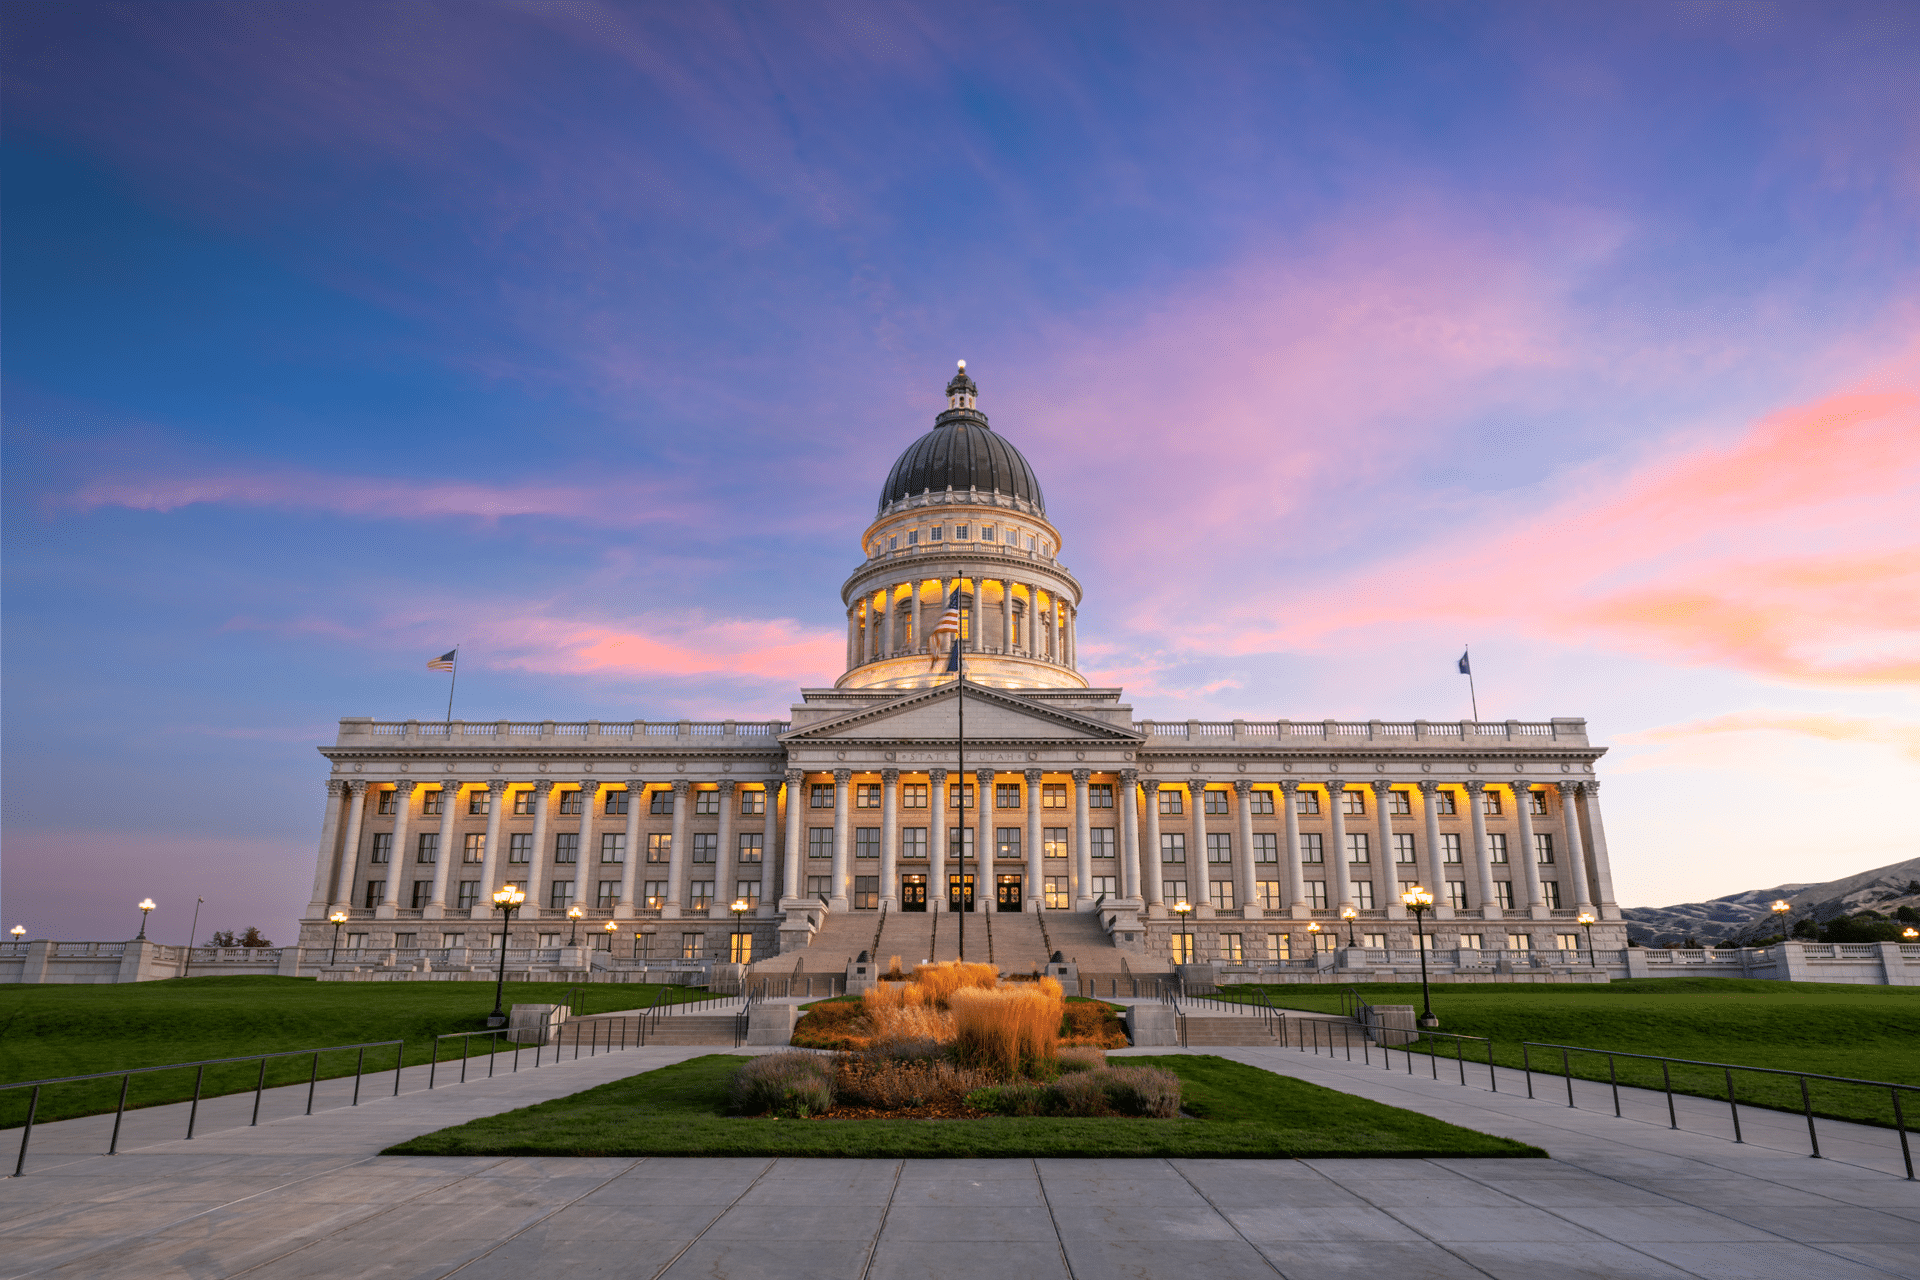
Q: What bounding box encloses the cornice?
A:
[780,680,1142,745]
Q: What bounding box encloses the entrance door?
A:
[996,875,1023,912]
[900,875,927,912]
[947,874,975,911]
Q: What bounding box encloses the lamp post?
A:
[1771,899,1792,942]
[566,904,584,946]
[730,898,751,964]
[603,919,618,956]
[135,898,156,941]
[327,910,348,964]
[1576,911,1598,969]
[1402,886,1437,1028]
[1339,905,1358,948]
[1307,920,1322,960]
[1173,898,1193,965]
[488,886,526,1027]
[1904,928,1918,941]
[9,925,24,945]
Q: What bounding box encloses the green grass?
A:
[383,1053,1544,1159]
[1221,978,1920,1128]
[0,976,711,1126]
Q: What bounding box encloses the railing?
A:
[351,720,792,739]
[1123,719,1581,740]
[6,1040,403,1177]
[1521,1041,1916,1180]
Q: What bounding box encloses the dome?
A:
[878,365,1046,514]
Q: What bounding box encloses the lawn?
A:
[0,976,711,1126]
[1220,978,1920,1128]
[383,1052,1544,1159]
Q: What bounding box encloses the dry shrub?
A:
[791,1000,868,1050]
[966,1065,1182,1118]
[835,1055,995,1110]
[1101,1065,1182,1118]
[1060,1001,1131,1049]
[910,961,1001,1005]
[729,1052,834,1117]
[949,984,1062,1076]
[1056,1045,1106,1074]
[866,1001,953,1044]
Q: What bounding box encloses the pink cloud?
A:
[1621,711,1920,763]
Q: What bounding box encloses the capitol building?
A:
[300,365,1626,974]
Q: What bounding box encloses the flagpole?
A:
[1463,644,1479,722]
[445,646,460,723]
[956,647,966,963]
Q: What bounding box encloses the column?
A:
[1278,780,1307,919]
[1186,779,1209,911]
[1559,781,1594,914]
[846,607,857,670]
[524,780,555,918]
[1141,780,1163,908]
[425,781,462,918]
[1119,768,1141,901]
[578,780,599,911]
[1025,768,1045,910]
[782,770,804,902]
[879,769,899,909]
[376,780,417,920]
[1326,780,1354,912]
[1070,769,1093,908]
[476,779,508,900]
[1416,781,1451,920]
[928,768,948,911]
[1064,602,1075,668]
[618,781,646,916]
[1581,780,1620,915]
[761,779,782,911]
[1000,579,1013,654]
[1373,780,1405,919]
[830,769,852,910]
[1512,780,1547,919]
[716,780,737,914]
[1025,584,1040,656]
[308,780,347,917]
[665,779,690,917]
[332,780,370,909]
[1233,780,1257,917]
[1050,594,1062,663]
[974,768,994,912]
[1465,781,1500,920]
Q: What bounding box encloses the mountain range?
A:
[1622,855,1920,946]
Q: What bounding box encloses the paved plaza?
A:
[3,1040,1916,1280]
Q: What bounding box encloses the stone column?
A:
[928,768,949,911]
[1119,768,1141,901]
[1373,780,1405,920]
[846,606,857,671]
[1278,781,1308,919]
[665,780,690,918]
[762,779,782,911]
[975,768,995,912]
[1141,780,1163,908]
[308,780,347,917]
[1559,781,1594,914]
[1465,781,1500,919]
[1073,769,1094,909]
[523,780,555,919]
[1064,602,1075,668]
[1325,780,1354,913]
[1233,780,1258,917]
[1185,778,1210,913]
[1050,594,1062,663]
[578,780,599,906]
[375,780,417,920]
[476,779,508,902]
[873,592,888,662]
[1512,781,1547,919]
[1025,768,1045,911]
[879,769,900,909]
[332,780,371,910]
[1416,781,1452,920]
[618,782,646,915]
[716,780,737,913]
[424,781,462,918]
[782,770,805,901]
[1000,579,1013,654]
[1581,780,1620,916]
[830,769,852,910]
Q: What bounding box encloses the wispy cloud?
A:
[1621,710,1920,763]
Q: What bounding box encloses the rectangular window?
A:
[1210,880,1235,911]
[982,526,995,542]
[1393,833,1416,864]
[901,828,928,860]
[1204,789,1229,815]
[1090,874,1117,898]
[691,833,718,864]
[906,530,918,546]
[996,827,1022,860]
[1160,832,1186,864]
[1556,933,1581,952]
[1345,833,1369,863]
[600,833,626,863]
[954,525,968,540]
[1169,932,1194,964]
[806,875,831,900]
[363,880,385,908]
[1495,882,1515,910]
[597,880,620,908]
[1363,932,1388,949]
[1507,933,1532,951]
[416,833,438,864]
[737,880,762,906]
[1089,783,1113,808]
[694,789,720,816]
[1299,832,1324,863]
[1307,880,1328,910]
[1529,789,1549,816]
[1163,879,1188,907]
[1253,832,1278,863]
[650,789,673,815]
[740,788,766,816]
[1243,789,1272,815]
[468,790,491,816]
[729,931,752,963]
[549,880,575,910]
[647,833,672,864]
[1044,876,1070,909]
[1534,833,1554,864]
[457,881,480,909]
[1340,789,1365,816]
[1267,932,1290,961]
[507,833,530,864]
[1158,789,1184,815]
[1044,828,1068,859]
[949,827,975,859]
[605,789,629,816]
[948,784,975,808]
[1446,880,1469,909]
[996,783,1021,808]
[901,783,928,809]
[1387,789,1411,815]
[1481,790,1502,816]
[808,828,832,860]
[1354,881,1375,909]
[1295,789,1320,815]
[1206,832,1232,864]
[1458,933,1483,950]
[411,880,432,909]
[1089,828,1115,860]
[930,526,943,541]
[1489,833,1509,864]
[377,789,397,816]
[554,833,579,864]
[853,876,879,910]
[422,788,445,816]
[1442,833,1462,864]
[1255,880,1280,910]
[644,880,668,908]
[346,933,368,951]
[689,881,714,909]
[1435,788,1458,815]
[681,932,705,960]
[559,790,585,816]
[513,789,537,816]
[1219,932,1244,963]
[855,828,880,860]
[1042,783,1068,808]
[856,783,882,809]
[370,832,392,865]
[738,832,764,864]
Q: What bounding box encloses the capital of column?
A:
[785,769,805,786]
[833,768,852,785]
[327,778,347,796]
[486,778,509,796]
[347,779,370,795]
[529,779,554,795]
[1556,779,1581,797]
[881,768,900,784]
[671,779,691,795]
[1583,779,1601,794]
[1119,767,1138,785]
[975,767,994,786]
[929,767,948,784]
[1186,778,1209,796]
[1275,778,1297,795]
[392,778,417,796]
[1024,768,1044,786]
[1511,778,1533,796]
[718,779,737,795]
[1231,779,1251,796]
[1462,779,1486,794]
[1072,768,1092,784]
[1140,778,1161,794]
[1417,779,1439,797]
[1325,778,1346,797]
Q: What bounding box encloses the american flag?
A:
[428,649,457,672]
[928,590,962,670]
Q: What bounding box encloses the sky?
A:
[3,1,1917,946]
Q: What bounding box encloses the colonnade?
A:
[846,576,1076,669]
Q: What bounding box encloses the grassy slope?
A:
[0,976,709,1126]
[384,1053,1543,1159]
[1226,978,1920,1127]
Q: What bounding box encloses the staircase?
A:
[556,1007,745,1047]
[770,903,1132,975]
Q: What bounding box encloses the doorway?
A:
[996,875,1023,912]
[900,875,927,912]
[947,874,975,912]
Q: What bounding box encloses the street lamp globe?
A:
[1339,905,1359,947]
[9,925,24,940]
[1400,887,1438,1028]
[565,904,585,945]
[135,898,157,941]
[1905,928,1918,941]
[1576,911,1599,970]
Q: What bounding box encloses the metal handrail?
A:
[6,1039,403,1178]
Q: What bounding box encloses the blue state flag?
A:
[1457,650,1471,675]
[945,637,964,673]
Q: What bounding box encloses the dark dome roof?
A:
[878,367,1046,514]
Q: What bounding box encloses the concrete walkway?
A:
[2,1036,1915,1279]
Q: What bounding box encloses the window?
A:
[806,875,831,900]
[1542,881,1562,909]
[1506,933,1532,951]
[1363,932,1388,949]
[1248,789,1275,815]
[468,790,491,816]
[930,526,943,541]
[1158,790,1184,815]
[1091,875,1116,897]
[597,880,620,908]
[649,789,673,815]
[949,828,974,859]
[411,881,432,908]
[955,525,968,540]
[1044,828,1068,859]
[692,833,718,864]
[1481,790,1502,816]
[1314,929,1336,953]
[689,881,714,909]
[1489,833,1509,864]
[422,788,445,816]
[740,788,766,816]
[1256,880,1280,910]
[906,529,919,546]
[1307,880,1328,910]
[507,834,531,864]
[1529,789,1549,816]
[1266,933,1290,961]
[1204,789,1229,815]
[1294,789,1320,815]
[1210,880,1235,910]
[1206,833,1232,864]
[1089,784,1113,808]
[1556,933,1581,952]
[1534,833,1554,864]
[1495,882,1515,910]
[901,828,928,860]
[647,834,672,864]
[1160,832,1186,864]
[605,789,629,816]
[855,829,880,860]
[1393,834,1416,864]
[1354,881,1375,909]
[539,933,561,948]
[1299,832,1324,863]
[513,789,537,816]
[809,783,834,809]
[1399,880,1421,897]
[549,881,575,910]
[1090,828,1115,860]
[996,783,1021,808]
[1457,933,1483,950]
[1435,788,1458,815]
[1170,932,1195,964]
[559,790,586,816]
[694,789,720,816]
[1253,833,1278,863]
[856,783,882,809]
[1044,876,1070,909]
[377,789,397,816]
[902,784,928,809]
[1042,783,1067,808]
[853,876,879,909]
[416,833,438,864]
[601,833,626,863]
[996,828,1022,860]
[982,526,995,542]
[808,829,832,860]
[1446,881,1469,909]
[644,881,668,908]
[738,833,764,864]
[554,833,579,864]
[1441,833,1462,864]
[457,881,480,909]
[730,932,753,963]
[1346,833,1370,863]
[948,784,975,808]
[364,880,385,908]
[347,933,369,951]
[737,880,762,906]
[1219,933,1244,963]
[1413,931,1434,951]
[1164,879,1189,905]
[1026,535,1037,551]
[1340,789,1365,816]
[370,832,392,865]
[681,932,705,960]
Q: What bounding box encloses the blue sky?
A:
[4,1,1917,944]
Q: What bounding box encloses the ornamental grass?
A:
[948,982,1063,1077]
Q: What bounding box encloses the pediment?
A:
[785,682,1140,746]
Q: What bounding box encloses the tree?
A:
[1819,912,1906,944]
[208,930,237,947]
[238,926,274,948]
[1791,917,1818,940]
[1896,905,1920,925]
